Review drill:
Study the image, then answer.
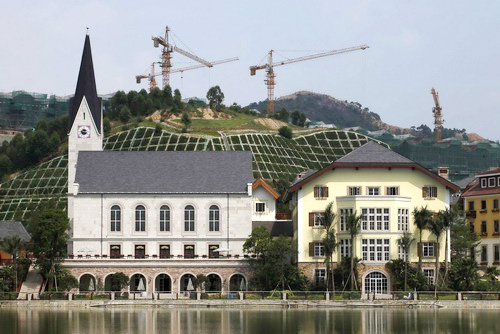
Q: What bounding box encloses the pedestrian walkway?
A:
[18,265,43,299]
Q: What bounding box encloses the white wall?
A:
[251,187,276,221]
[70,193,252,257]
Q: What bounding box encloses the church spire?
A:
[68,34,101,134]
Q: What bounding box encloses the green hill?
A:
[0,127,385,221]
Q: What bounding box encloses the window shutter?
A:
[325,187,329,197]
[309,213,314,226]
[309,242,314,257]
[314,187,318,198]
[433,187,438,198]
[422,187,427,198]
[417,242,422,257]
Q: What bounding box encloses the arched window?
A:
[159,205,170,232]
[364,271,388,294]
[110,205,121,232]
[209,205,220,232]
[184,205,195,232]
[135,205,146,232]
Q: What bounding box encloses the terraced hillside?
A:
[0,127,385,220]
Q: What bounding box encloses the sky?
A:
[1,1,499,140]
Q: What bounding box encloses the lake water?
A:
[1,307,500,333]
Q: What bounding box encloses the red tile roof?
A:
[477,167,500,176]
[462,182,500,197]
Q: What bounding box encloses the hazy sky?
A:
[1,1,499,140]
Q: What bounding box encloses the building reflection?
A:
[7,306,493,334]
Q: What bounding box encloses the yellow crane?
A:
[431,87,444,143]
[250,45,369,113]
[152,26,213,88]
[136,57,239,91]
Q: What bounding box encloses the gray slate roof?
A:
[335,141,413,164]
[75,151,254,194]
[0,221,31,242]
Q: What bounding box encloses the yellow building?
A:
[462,167,500,268]
[287,142,458,294]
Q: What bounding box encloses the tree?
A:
[484,267,500,283]
[428,216,444,287]
[386,259,428,291]
[450,211,480,258]
[243,227,308,291]
[290,110,306,127]
[181,112,191,132]
[278,126,293,139]
[448,257,479,291]
[437,207,457,280]
[413,206,433,271]
[206,86,225,111]
[398,232,414,291]
[345,212,362,290]
[28,204,69,291]
[320,202,337,292]
[173,89,183,111]
[103,117,112,136]
[0,154,12,180]
[119,105,132,123]
[276,108,289,122]
[194,274,209,291]
[0,235,22,289]
[109,272,130,292]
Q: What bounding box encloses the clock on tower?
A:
[77,125,91,138]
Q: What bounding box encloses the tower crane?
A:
[136,57,239,91]
[250,45,369,113]
[431,87,444,143]
[152,26,213,89]
[135,62,158,90]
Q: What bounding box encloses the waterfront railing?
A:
[2,291,500,301]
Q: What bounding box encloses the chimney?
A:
[438,167,449,180]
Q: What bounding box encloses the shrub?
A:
[278,126,293,139]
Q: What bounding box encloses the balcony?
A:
[466,210,476,219]
[275,212,291,220]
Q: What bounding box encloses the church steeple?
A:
[68,34,101,134]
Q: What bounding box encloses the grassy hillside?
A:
[0,127,385,220]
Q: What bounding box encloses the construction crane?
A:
[250,45,369,113]
[136,57,239,91]
[135,62,158,90]
[152,26,213,88]
[431,87,444,143]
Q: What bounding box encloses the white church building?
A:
[63,35,290,294]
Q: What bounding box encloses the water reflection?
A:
[1,307,499,334]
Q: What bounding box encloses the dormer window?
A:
[481,178,487,188]
[488,177,496,188]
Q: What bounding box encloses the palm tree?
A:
[346,212,362,290]
[413,206,433,271]
[437,207,456,281]
[428,216,444,287]
[398,232,414,291]
[320,202,337,292]
[484,267,499,283]
[0,236,23,290]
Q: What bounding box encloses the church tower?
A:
[67,34,103,220]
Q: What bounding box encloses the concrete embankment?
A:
[2,299,500,309]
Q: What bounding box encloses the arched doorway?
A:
[104,273,123,292]
[79,274,96,292]
[155,274,171,292]
[229,274,247,291]
[364,271,389,294]
[206,274,222,292]
[180,274,196,292]
[130,273,147,292]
